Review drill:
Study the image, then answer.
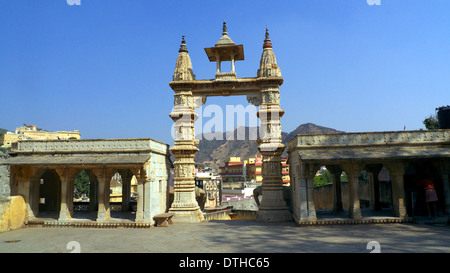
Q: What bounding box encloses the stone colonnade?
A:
[288,130,450,224]
[6,139,172,224]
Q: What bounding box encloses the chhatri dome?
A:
[214,21,236,47]
[204,21,244,79]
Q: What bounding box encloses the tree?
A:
[313,169,333,187]
[74,170,90,199]
[423,115,439,130]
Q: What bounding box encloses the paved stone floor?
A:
[1,219,449,253]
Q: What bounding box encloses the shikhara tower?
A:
[169,22,291,222]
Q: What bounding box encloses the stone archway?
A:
[168,22,291,222]
[39,169,61,214]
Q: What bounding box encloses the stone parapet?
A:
[10,138,170,156]
[288,129,450,150]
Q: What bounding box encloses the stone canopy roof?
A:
[1,138,171,168]
[288,129,450,163]
[4,154,151,166]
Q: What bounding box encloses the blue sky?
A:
[1,0,449,146]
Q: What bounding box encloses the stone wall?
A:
[203,209,257,220]
[223,198,259,211]
[313,181,393,210]
[0,164,10,198]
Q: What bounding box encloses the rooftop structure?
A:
[0,125,80,148]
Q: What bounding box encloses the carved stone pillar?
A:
[132,164,156,222]
[88,171,98,212]
[168,101,204,222]
[294,163,318,224]
[254,29,291,222]
[437,160,450,214]
[327,165,344,212]
[385,162,407,218]
[342,162,363,219]
[143,177,152,221]
[12,166,40,220]
[119,170,132,212]
[168,37,204,223]
[55,167,77,221]
[366,164,383,211]
[135,169,145,222]
[92,168,113,222]
[256,99,291,222]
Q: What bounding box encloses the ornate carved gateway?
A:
[169,22,291,222]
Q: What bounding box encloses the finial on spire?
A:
[179,35,188,53]
[222,21,228,35]
[263,27,272,48]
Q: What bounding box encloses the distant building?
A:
[281,159,290,185]
[0,125,80,147]
[245,156,263,183]
[109,172,138,203]
[219,157,245,183]
[219,156,290,185]
[195,170,222,209]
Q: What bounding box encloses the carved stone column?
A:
[168,99,204,222]
[134,168,145,222]
[327,165,344,212]
[12,165,41,220]
[88,171,98,212]
[342,162,363,219]
[294,162,318,224]
[385,162,407,218]
[133,164,157,222]
[437,160,450,214]
[366,164,383,211]
[55,167,77,221]
[254,29,291,222]
[256,91,291,222]
[119,170,132,212]
[92,168,113,222]
[168,37,204,223]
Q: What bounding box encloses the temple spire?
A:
[222,21,228,35]
[263,27,272,48]
[258,27,280,77]
[179,35,188,53]
[173,35,195,81]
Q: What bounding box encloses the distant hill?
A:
[282,123,344,145]
[194,123,343,170]
[0,128,8,136]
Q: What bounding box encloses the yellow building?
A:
[109,173,138,203]
[282,158,290,186]
[1,125,80,147]
[219,157,245,182]
[245,156,262,183]
[219,155,290,185]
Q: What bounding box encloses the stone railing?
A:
[289,129,450,150]
[10,138,170,155]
